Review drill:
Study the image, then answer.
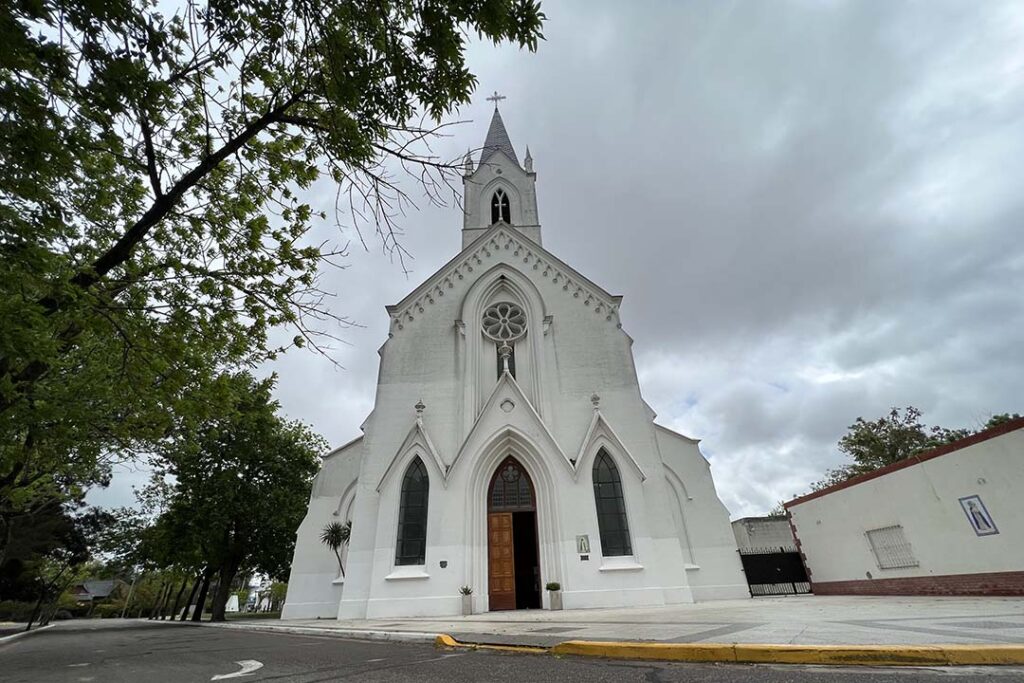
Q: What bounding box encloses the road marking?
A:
[68,663,90,667]
[365,658,385,662]
[211,660,263,680]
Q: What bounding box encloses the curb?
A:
[198,621,439,644]
[0,624,55,646]
[435,634,547,654]
[438,635,1024,667]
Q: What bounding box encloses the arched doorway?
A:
[487,456,541,610]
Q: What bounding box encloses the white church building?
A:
[282,103,747,619]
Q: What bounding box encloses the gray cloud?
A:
[91,0,1024,516]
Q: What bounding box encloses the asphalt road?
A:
[2,619,1023,682]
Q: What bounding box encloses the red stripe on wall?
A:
[811,571,1024,597]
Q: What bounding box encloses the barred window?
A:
[395,457,429,565]
[866,525,918,569]
[593,450,633,557]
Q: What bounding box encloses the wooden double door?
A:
[487,457,541,611]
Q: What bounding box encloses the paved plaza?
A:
[223,595,1024,648]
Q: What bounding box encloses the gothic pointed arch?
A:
[395,456,429,566]
[477,179,522,227]
[449,371,574,479]
[462,426,565,610]
[592,449,633,557]
[375,417,448,492]
[457,262,550,429]
[491,188,511,224]
[574,409,647,482]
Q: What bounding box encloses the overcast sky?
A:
[91,0,1024,518]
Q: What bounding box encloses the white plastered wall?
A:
[287,225,747,619]
[281,439,362,619]
[787,428,1023,584]
[655,425,749,601]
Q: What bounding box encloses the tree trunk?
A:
[209,559,241,623]
[180,575,201,621]
[24,591,46,632]
[190,572,212,622]
[148,582,168,620]
[167,579,189,621]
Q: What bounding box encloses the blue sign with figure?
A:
[959,495,998,537]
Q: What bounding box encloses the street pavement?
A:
[238,595,1024,647]
[2,619,1023,682]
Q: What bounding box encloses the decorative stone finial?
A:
[524,146,533,173]
[415,399,425,416]
[591,393,601,409]
[463,148,474,175]
[498,342,512,373]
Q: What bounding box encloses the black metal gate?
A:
[738,546,811,596]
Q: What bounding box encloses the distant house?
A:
[69,579,124,605]
[785,417,1024,596]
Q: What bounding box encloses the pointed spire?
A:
[480,105,519,166]
[524,146,533,173]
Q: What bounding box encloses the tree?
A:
[810,406,1017,491]
[1,0,545,563]
[319,519,351,577]
[151,372,324,621]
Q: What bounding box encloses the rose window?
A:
[482,302,526,342]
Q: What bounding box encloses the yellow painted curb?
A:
[734,644,947,666]
[435,633,547,655]
[551,641,735,663]
[547,640,1024,666]
[941,645,1024,666]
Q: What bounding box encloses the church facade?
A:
[282,105,747,619]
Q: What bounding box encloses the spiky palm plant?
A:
[320,520,352,577]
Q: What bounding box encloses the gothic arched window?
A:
[593,449,633,557]
[395,456,429,565]
[491,188,511,224]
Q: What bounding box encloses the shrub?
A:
[0,600,36,622]
[545,582,561,592]
[458,586,473,596]
[91,603,123,619]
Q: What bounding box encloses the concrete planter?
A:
[548,590,562,610]
[461,594,473,616]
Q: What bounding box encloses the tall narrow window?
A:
[491,188,511,224]
[593,450,632,557]
[395,457,429,565]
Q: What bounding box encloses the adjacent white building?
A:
[732,517,796,551]
[282,105,747,619]
[786,418,1024,596]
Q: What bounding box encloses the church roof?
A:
[385,224,623,334]
[479,107,519,166]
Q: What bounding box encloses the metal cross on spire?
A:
[486,91,506,108]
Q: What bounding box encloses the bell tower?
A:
[462,93,541,247]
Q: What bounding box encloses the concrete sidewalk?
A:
[225,595,1024,648]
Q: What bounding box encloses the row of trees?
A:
[106,373,324,622]
[0,0,545,611]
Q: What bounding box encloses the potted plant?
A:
[320,520,352,578]
[545,582,562,611]
[459,586,473,616]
